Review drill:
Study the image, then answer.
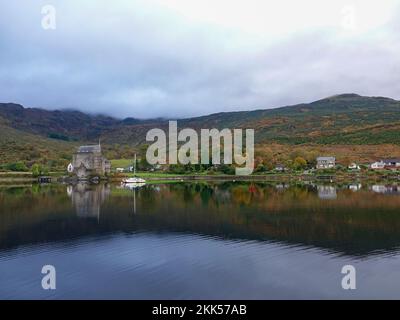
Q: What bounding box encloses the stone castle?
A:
[69,144,111,179]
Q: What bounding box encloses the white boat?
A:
[121,154,146,185]
[121,181,146,189]
[122,177,146,184]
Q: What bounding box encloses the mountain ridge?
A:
[2,93,400,140]
[1,93,400,168]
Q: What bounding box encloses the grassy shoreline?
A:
[0,170,399,184]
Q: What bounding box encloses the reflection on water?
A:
[371,184,400,194]
[118,182,146,214]
[1,181,400,299]
[348,184,362,192]
[317,185,337,200]
[67,183,111,220]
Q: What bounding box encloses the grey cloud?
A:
[1,0,400,119]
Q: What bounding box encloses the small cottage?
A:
[275,164,286,172]
[382,158,400,169]
[371,159,400,170]
[370,161,385,170]
[348,163,360,170]
[316,157,336,169]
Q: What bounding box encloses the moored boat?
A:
[121,154,146,185]
[122,177,146,184]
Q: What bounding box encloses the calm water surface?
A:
[1,181,400,299]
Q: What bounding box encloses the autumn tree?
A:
[293,157,307,170]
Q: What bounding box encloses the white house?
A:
[316,157,336,169]
[275,164,286,172]
[370,161,385,170]
[382,158,400,168]
[348,163,360,170]
[371,159,400,170]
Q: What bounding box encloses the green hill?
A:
[1,93,400,169]
[180,94,400,144]
[0,120,77,170]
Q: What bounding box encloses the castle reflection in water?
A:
[67,183,111,220]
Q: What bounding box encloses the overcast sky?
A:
[1,0,400,119]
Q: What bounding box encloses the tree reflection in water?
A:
[1,181,400,257]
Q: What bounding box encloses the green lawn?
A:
[130,171,234,178]
[127,172,185,178]
[110,159,134,168]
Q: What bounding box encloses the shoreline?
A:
[1,172,399,185]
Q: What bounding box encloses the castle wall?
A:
[72,150,110,178]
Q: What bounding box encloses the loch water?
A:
[1,181,400,299]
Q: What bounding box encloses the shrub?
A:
[31,163,49,176]
[6,161,28,172]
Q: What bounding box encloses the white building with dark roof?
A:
[382,158,400,168]
[316,157,336,169]
[371,159,400,170]
[371,161,385,170]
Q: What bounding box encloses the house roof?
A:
[382,158,400,163]
[317,157,335,161]
[77,145,101,153]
